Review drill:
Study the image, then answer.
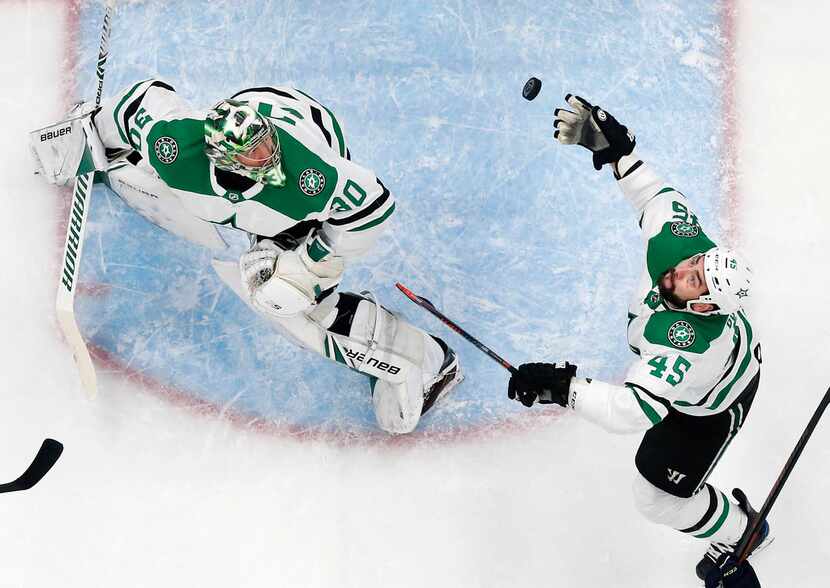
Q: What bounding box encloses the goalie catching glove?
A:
[554,94,635,170]
[240,234,344,318]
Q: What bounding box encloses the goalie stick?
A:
[56,2,115,398]
[0,439,64,494]
[395,282,518,374]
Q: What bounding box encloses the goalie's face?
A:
[658,253,716,313]
[236,133,277,168]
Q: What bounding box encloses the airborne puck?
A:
[522,77,542,101]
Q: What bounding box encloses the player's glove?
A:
[554,94,635,170]
[507,362,577,407]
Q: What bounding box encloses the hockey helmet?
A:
[685,247,752,316]
[204,99,286,186]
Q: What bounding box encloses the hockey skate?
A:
[695,488,773,583]
[421,336,464,415]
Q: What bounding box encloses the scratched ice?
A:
[73,0,729,437]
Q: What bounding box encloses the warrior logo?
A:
[154,136,179,164]
[670,220,699,238]
[668,320,696,349]
[667,468,687,484]
[299,168,325,196]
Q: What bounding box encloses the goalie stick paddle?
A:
[0,439,64,494]
[56,2,115,399]
[395,282,518,374]
[711,384,830,587]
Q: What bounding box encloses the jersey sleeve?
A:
[95,78,195,160]
[568,378,663,434]
[616,161,716,283]
[303,161,396,263]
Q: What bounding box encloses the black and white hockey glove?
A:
[507,362,577,408]
[554,94,635,171]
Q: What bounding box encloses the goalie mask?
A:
[685,247,752,316]
[204,100,286,187]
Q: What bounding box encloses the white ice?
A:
[1,1,829,587]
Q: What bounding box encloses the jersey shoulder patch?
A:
[643,311,728,354]
[146,117,213,194]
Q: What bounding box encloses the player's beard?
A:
[658,268,687,309]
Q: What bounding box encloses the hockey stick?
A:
[0,439,64,494]
[395,282,518,374]
[56,2,115,399]
[711,385,830,587]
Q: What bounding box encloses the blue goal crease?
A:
[74,0,728,436]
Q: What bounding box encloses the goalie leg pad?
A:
[314,292,447,434]
[212,279,447,434]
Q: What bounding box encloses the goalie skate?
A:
[421,336,464,415]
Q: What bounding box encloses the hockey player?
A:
[33,79,462,434]
[505,95,768,583]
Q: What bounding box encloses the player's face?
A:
[659,253,708,306]
[237,134,276,168]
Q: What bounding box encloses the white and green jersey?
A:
[95,79,396,262]
[569,158,760,433]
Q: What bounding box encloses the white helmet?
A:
[686,247,752,315]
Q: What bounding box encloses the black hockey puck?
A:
[522,77,542,101]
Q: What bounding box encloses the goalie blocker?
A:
[30,105,109,186]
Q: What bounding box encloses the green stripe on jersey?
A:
[628,385,663,425]
[113,80,147,145]
[707,311,754,410]
[348,202,396,232]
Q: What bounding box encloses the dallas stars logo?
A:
[667,320,696,349]
[670,221,700,238]
[154,136,179,164]
[736,288,749,298]
[299,168,325,196]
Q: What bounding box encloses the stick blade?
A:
[395,282,417,301]
[395,282,436,308]
[56,306,97,399]
[0,439,64,493]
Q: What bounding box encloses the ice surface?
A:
[2,1,829,587]
[74,0,729,436]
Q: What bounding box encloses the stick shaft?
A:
[56,3,115,398]
[395,282,517,374]
[735,385,830,563]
